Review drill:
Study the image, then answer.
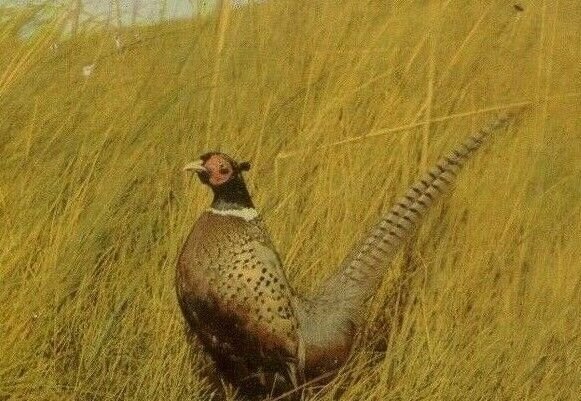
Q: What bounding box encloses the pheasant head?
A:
[183,152,254,210]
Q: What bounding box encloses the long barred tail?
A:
[314,114,512,310]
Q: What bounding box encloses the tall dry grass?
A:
[0,1,580,400]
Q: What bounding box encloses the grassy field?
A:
[1,1,580,400]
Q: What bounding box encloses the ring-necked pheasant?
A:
[176,115,512,397]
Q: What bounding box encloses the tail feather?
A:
[313,114,512,310]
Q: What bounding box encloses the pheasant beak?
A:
[183,160,207,174]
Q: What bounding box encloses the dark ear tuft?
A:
[239,161,251,172]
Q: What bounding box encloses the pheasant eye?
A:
[219,167,230,175]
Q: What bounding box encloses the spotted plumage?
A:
[176,115,512,396]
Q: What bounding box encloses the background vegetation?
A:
[1,1,580,400]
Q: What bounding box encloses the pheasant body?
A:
[176,115,512,396]
[176,210,302,392]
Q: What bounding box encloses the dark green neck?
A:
[211,176,255,210]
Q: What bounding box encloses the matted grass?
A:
[1,1,580,400]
